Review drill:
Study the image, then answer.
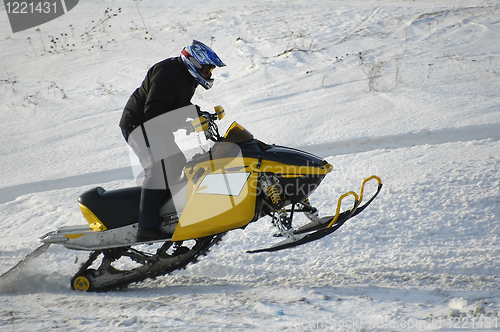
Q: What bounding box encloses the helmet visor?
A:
[199,65,215,79]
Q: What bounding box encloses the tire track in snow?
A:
[297,122,500,158]
[0,167,134,204]
[1,123,499,203]
[336,6,384,44]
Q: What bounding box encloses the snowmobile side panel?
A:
[173,171,258,241]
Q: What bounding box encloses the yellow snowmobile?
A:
[5,107,382,291]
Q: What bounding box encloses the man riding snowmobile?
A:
[119,40,226,242]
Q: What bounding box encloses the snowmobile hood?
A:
[262,145,331,169]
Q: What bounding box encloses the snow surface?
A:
[1,0,500,330]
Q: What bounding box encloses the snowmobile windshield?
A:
[222,122,254,143]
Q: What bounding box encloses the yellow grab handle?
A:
[327,191,359,228]
[359,175,382,203]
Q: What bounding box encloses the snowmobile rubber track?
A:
[71,233,226,292]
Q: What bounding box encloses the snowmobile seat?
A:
[78,187,141,230]
[78,186,175,230]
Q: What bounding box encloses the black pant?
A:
[122,128,170,229]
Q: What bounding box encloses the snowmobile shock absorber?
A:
[262,174,282,208]
[267,184,281,206]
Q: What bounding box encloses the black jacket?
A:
[119,57,198,132]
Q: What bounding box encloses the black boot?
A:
[136,188,172,242]
[136,227,172,242]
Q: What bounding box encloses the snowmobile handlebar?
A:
[191,105,225,141]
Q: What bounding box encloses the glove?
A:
[195,105,203,116]
[184,120,195,135]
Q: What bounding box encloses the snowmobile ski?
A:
[294,176,383,235]
[248,176,382,253]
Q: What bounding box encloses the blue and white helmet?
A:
[180,40,226,90]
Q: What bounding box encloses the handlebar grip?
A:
[214,106,225,120]
[192,116,209,133]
